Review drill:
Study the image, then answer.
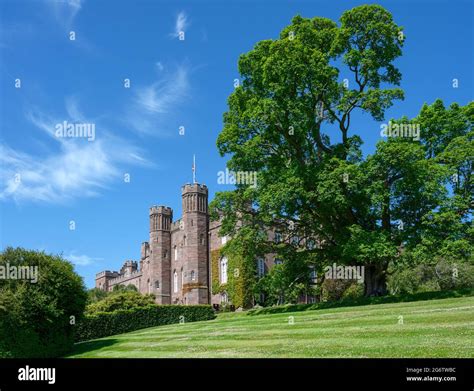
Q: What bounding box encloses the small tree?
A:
[0,247,87,358]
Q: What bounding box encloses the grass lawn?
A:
[68,296,474,358]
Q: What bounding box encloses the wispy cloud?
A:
[48,0,83,29]
[1,99,151,204]
[64,252,103,266]
[126,65,190,135]
[172,11,188,38]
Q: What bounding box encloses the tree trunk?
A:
[364,264,387,296]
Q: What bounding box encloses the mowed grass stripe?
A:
[68,296,474,358]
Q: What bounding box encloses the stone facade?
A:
[95,181,309,306]
[96,182,218,305]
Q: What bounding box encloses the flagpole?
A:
[192,154,196,184]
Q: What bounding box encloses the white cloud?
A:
[64,252,103,266]
[127,65,190,135]
[155,61,164,72]
[48,0,83,28]
[1,99,151,204]
[172,11,188,38]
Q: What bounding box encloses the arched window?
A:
[221,292,228,304]
[191,270,195,281]
[147,278,150,294]
[174,246,178,261]
[200,234,205,245]
[257,258,265,277]
[220,257,228,284]
[183,236,187,246]
[173,270,178,293]
[155,280,160,289]
[181,268,184,287]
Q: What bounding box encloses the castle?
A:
[95,181,264,306]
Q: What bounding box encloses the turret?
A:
[146,205,173,304]
[176,183,209,304]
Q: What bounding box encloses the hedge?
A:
[75,304,216,342]
[247,288,474,316]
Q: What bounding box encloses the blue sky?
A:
[0,0,472,288]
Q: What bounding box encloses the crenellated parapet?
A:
[181,183,208,214]
[149,205,173,232]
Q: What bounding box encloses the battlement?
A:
[171,218,183,231]
[95,270,119,279]
[108,270,143,286]
[181,183,208,195]
[149,205,173,215]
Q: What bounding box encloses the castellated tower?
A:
[145,205,173,304]
[170,183,209,304]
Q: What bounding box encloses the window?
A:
[191,270,196,281]
[220,292,228,304]
[181,268,184,287]
[183,236,187,246]
[173,271,178,293]
[274,258,283,265]
[200,234,205,245]
[220,257,228,284]
[309,266,317,284]
[174,246,178,261]
[274,232,282,243]
[257,258,265,277]
[155,280,160,289]
[147,278,150,294]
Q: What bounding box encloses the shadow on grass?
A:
[65,338,120,357]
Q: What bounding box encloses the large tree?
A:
[211,5,473,305]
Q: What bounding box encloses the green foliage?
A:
[247,288,474,316]
[0,247,87,358]
[341,283,365,300]
[87,288,108,304]
[112,284,138,292]
[212,4,472,303]
[257,261,316,305]
[75,305,216,342]
[85,291,156,315]
[211,249,225,294]
[221,227,265,309]
[387,258,474,295]
[321,279,354,302]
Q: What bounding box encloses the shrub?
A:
[341,283,365,300]
[321,279,355,301]
[247,288,474,316]
[0,247,87,358]
[87,288,109,304]
[75,305,216,342]
[387,259,474,295]
[85,291,156,315]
